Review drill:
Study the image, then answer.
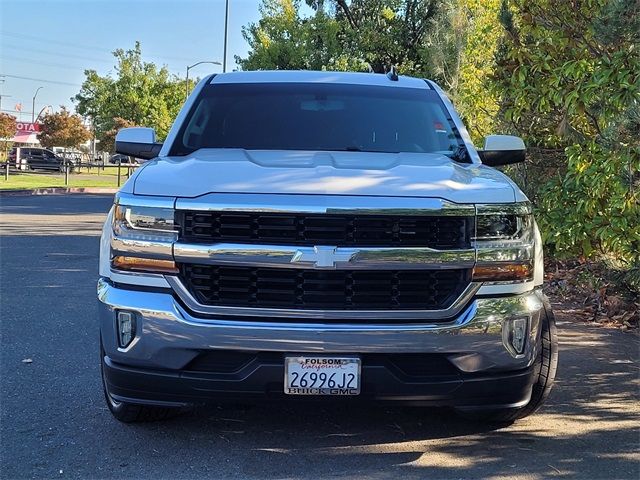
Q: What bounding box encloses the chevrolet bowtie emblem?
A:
[291,246,358,268]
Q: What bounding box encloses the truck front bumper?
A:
[98,278,544,409]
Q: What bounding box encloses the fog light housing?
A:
[503,317,528,356]
[116,311,136,348]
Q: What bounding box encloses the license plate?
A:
[284,356,361,395]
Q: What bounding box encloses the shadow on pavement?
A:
[118,319,639,479]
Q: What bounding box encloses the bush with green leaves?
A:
[493,0,639,267]
[538,142,639,263]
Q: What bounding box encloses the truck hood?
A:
[131,149,522,203]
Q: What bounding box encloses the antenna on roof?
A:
[386,65,398,81]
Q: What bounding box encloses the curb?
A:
[0,187,119,196]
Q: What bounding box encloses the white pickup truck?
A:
[98,70,558,423]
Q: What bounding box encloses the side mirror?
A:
[478,135,526,167]
[115,127,162,160]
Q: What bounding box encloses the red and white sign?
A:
[12,122,42,143]
[16,122,41,133]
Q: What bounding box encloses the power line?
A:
[0,54,97,72]
[1,31,111,54]
[0,31,201,64]
[0,74,82,87]
[1,108,35,115]
[2,43,114,65]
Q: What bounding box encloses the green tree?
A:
[38,107,90,149]
[329,0,446,75]
[237,0,366,71]
[74,42,183,152]
[494,0,640,265]
[237,0,456,80]
[447,0,502,141]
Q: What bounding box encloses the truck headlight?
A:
[475,213,521,240]
[113,205,177,242]
[473,203,534,282]
[110,204,178,274]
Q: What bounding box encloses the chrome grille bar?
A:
[174,243,475,270]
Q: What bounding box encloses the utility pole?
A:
[0,76,9,112]
[223,0,229,73]
[0,94,11,112]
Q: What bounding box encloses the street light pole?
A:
[223,0,229,73]
[32,87,43,123]
[185,61,222,100]
[34,105,52,124]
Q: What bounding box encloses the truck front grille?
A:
[176,211,472,249]
[178,264,471,311]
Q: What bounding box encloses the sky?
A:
[0,0,264,122]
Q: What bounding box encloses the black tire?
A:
[457,294,559,423]
[100,345,181,423]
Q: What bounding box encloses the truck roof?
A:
[210,70,431,90]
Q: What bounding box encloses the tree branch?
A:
[336,0,357,29]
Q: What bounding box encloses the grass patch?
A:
[0,171,130,190]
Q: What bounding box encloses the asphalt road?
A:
[1,194,638,480]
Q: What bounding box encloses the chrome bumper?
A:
[98,278,543,374]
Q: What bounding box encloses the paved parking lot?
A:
[1,194,638,479]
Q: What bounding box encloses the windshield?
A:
[170,82,465,158]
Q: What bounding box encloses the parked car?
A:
[98,71,558,423]
[109,154,143,165]
[57,151,83,165]
[8,147,73,172]
[108,154,130,164]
